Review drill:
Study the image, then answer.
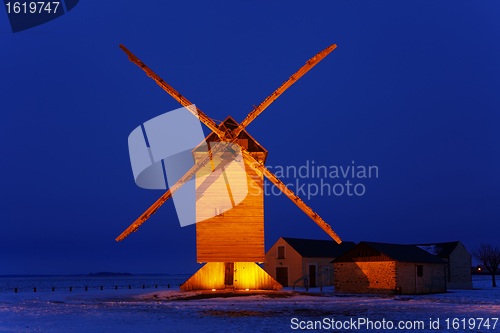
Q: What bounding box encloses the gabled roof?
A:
[282,237,356,258]
[207,116,267,152]
[333,242,447,264]
[192,116,268,162]
[413,241,461,258]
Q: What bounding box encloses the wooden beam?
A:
[237,44,337,132]
[115,142,239,241]
[241,149,342,244]
[119,44,225,138]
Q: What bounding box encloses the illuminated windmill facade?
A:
[194,116,268,264]
[116,44,342,290]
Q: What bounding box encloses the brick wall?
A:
[396,262,446,294]
[335,261,446,294]
[334,261,396,294]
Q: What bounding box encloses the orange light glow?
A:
[180,262,281,291]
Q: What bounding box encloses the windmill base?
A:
[180,262,282,291]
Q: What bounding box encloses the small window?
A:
[277,246,285,259]
[416,265,423,277]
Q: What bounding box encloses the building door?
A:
[224,262,234,286]
[276,267,288,287]
[309,265,317,288]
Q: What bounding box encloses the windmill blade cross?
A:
[116,44,340,243]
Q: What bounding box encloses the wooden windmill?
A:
[116,44,342,290]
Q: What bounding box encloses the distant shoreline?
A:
[87,272,133,277]
[0,273,191,278]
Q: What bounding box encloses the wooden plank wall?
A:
[195,151,265,262]
[180,262,226,291]
[234,262,282,290]
[180,262,283,291]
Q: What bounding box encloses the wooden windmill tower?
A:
[116,44,342,290]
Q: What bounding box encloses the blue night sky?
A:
[1,1,499,275]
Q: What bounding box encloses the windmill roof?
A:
[333,242,447,264]
[209,116,266,150]
[192,116,268,162]
[282,237,356,258]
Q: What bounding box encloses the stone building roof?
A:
[333,242,447,264]
[281,237,355,258]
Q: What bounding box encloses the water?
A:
[0,274,190,293]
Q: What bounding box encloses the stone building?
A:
[333,242,447,295]
[415,241,472,289]
[264,237,355,288]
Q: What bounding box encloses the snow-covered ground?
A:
[0,275,498,332]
